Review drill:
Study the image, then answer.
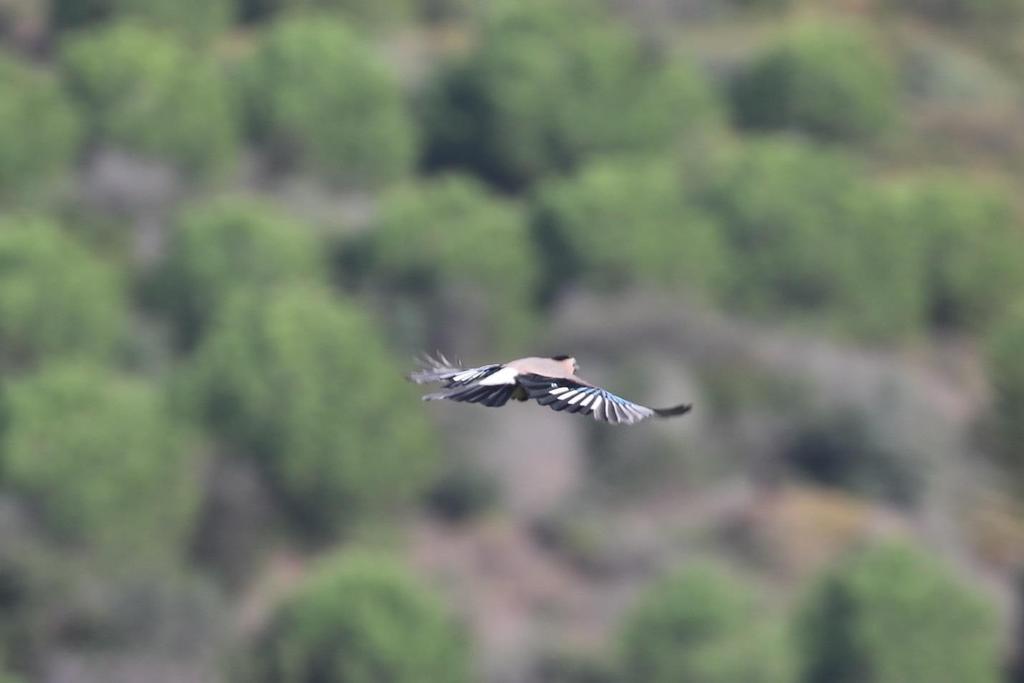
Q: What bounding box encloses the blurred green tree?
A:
[887,0,1024,27]
[892,176,1024,332]
[0,55,80,204]
[731,24,898,143]
[252,551,468,683]
[367,174,536,350]
[59,22,238,178]
[158,196,325,346]
[797,543,1000,683]
[189,285,438,534]
[701,139,925,340]
[422,0,721,188]
[240,16,415,187]
[1,362,200,560]
[415,0,475,22]
[533,156,730,299]
[727,0,794,12]
[784,408,922,506]
[987,303,1024,479]
[238,0,411,25]
[51,0,233,40]
[50,0,102,29]
[619,563,792,683]
[0,217,124,369]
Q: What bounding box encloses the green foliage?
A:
[797,543,1000,683]
[987,304,1024,476]
[0,55,80,203]
[891,176,1024,332]
[423,0,721,188]
[49,0,109,29]
[426,457,499,522]
[415,0,475,22]
[785,408,921,506]
[533,157,730,298]
[253,551,469,683]
[159,196,325,345]
[59,22,238,178]
[889,0,1024,27]
[701,138,926,339]
[727,0,795,12]
[0,217,124,368]
[369,174,537,348]
[619,563,792,683]
[238,0,412,25]
[731,24,898,142]
[241,16,415,187]
[535,647,614,683]
[50,0,234,39]
[1,362,199,559]
[116,0,234,39]
[190,285,438,533]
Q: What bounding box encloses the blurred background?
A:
[0,0,1024,681]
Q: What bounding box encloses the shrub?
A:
[701,138,925,339]
[784,408,922,506]
[241,16,415,187]
[422,0,721,188]
[1,363,200,559]
[50,0,234,39]
[987,304,1024,478]
[619,563,792,683]
[0,217,124,369]
[0,55,80,203]
[368,174,537,349]
[238,0,411,25]
[253,552,469,683]
[159,197,325,345]
[892,176,1024,332]
[189,285,438,533]
[49,0,110,29]
[731,24,898,142]
[59,22,238,178]
[533,157,730,299]
[887,0,1024,27]
[797,543,1000,683]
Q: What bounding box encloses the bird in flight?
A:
[409,353,691,425]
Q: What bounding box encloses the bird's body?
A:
[409,353,691,425]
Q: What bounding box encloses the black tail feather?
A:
[654,403,692,418]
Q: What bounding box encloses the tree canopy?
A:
[189,285,439,533]
[253,551,469,683]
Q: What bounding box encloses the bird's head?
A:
[551,354,578,374]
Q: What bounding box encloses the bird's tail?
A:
[653,403,693,418]
[406,351,463,384]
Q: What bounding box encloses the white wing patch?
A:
[478,366,519,386]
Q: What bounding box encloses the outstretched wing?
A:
[408,353,517,408]
[517,374,691,425]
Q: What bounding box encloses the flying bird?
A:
[408,353,691,425]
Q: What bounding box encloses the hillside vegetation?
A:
[0,1,1024,682]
